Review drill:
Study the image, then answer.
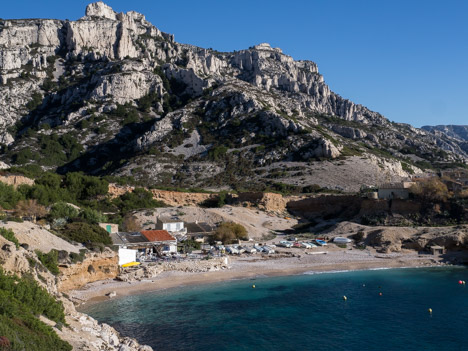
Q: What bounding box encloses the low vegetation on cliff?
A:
[0,269,71,351]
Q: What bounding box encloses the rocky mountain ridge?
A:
[0,2,466,191]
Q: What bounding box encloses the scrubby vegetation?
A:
[0,228,20,248]
[35,250,60,276]
[213,222,248,244]
[112,187,166,212]
[58,222,111,248]
[0,269,71,351]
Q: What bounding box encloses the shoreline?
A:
[71,248,454,308]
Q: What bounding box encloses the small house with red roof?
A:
[141,230,177,254]
[111,230,178,265]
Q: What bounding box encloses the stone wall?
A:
[287,195,362,219]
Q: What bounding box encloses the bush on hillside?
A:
[35,250,60,276]
[78,207,107,224]
[213,222,248,244]
[49,202,79,221]
[410,178,449,202]
[113,188,166,212]
[0,182,23,209]
[0,269,71,350]
[60,222,111,246]
[0,228,20,248]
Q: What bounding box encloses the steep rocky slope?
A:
[422,125,468,156]
[0,2,466,191]
[0,226,152,350]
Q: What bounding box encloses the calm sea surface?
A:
[81,267,468,351]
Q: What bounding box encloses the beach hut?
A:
[430,246,446,255]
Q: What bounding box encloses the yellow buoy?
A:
[428,308,432,314]
[252,284,256,289]
[463,281,466,285]
[343,296,347,301]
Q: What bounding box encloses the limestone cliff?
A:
[0,2,465,192]
[57,249,119,291]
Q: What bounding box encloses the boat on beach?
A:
[333,237,352,244]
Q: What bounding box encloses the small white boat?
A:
[243,246,257,254]
[226,246,239,254]
[254,244,264,252]
[279,241,293,248]
[333,237,352,244]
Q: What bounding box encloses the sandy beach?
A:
[71,246,449,307]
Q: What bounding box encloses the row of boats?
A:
[223,237,352,255]
[278,239,328,248]
[223,244,276,255]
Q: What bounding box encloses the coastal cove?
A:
[71,248,451,306]
[81,266,468,351]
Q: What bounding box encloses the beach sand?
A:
[71,246,448,307]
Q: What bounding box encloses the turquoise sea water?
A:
[82,267,468,351]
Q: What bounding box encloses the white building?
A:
[155,217,186,234]
[377,182,413,200]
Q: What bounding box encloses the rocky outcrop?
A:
[0,222,152,350]
[108,183,216,206]
[117,257,230,282]
[327,221,468,254]
[230,192,288,213]
[0,174,34,187]
[151,189,215,207]
[57,249,119,291]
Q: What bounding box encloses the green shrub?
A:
[208,146,229,161]
[79,207,107,224]
[25,91,43,111]
[69,249,87,264]
[0,182,23,209]
[113,188,165,213]
[0,269,71,350]
[35,250,60,276]
[60,222,111,246]
[213,222,248,244]
[0,228,20,248]
[49,202,79,220]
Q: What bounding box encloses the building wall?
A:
[118,248,137,265]
[99,223,119,234]
[162,222,184,232]
[378,189,409,200]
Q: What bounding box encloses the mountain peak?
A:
[85,2,117,20]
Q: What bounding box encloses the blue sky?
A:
[2,0,467,127]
